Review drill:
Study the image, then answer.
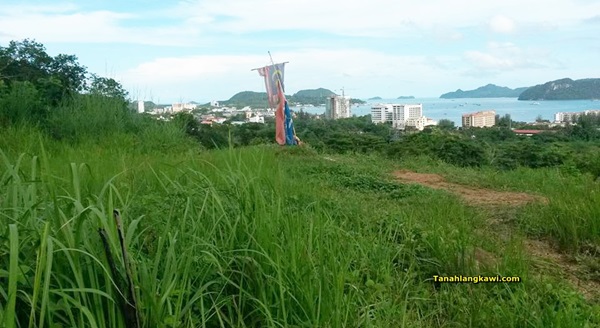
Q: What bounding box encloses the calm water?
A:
[296,98,600,124]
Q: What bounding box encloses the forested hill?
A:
[518,78,600,100]
[440,84,528,98]
[219,88,365,107]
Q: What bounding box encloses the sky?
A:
[1,0,599,103]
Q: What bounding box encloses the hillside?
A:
[220,91,269,108]
[291,88,336,105]
[220,88,365,107]
[440,84,528,98]
[518,78,600,100]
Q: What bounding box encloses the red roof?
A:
[513,130,544,134]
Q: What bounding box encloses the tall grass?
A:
[395,155,600,252]
[1,90,599,328]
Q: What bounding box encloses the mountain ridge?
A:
[518,78,600,100]
[218,88,365,107]
[440,84,528,98]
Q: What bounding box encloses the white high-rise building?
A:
[391,104,422,129]
[371,104,393,123]
[325,95,351,119]
[137,100,144,113]
[371,103,429,130]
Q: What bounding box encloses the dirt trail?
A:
[393,170,547,206]
[393,170,599,301]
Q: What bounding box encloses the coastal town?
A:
[137,94,600,133]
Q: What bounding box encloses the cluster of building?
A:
[200,110,267,126]
[554,110,600,123]
[138,101,199,114]
[370,103,437,130]
[137,99,271,125]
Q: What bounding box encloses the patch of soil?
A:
[525,239,600,301]
[393,170,547,206]
[393,170,598,301]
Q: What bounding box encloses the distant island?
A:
[368,96,382,100]
[440,84,528,98]
[218,88,365,108]
[397,96,415,99]
[518,78,600,100]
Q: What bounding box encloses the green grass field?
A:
[1,124,599,327]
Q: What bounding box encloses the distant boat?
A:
[531,102,540,105]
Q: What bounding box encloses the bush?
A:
[0,81,46,126]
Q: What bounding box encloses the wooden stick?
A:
[113,209,141,328]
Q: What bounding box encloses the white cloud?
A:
[174,0,600,37]
[1,1,599,45]
[464,42,555,73]
[489,15,517,34]
[120,49,458,101]
[0,5,203,46]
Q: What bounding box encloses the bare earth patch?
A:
[393,170,547,206]
[393,170,599,301]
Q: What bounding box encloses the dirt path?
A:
[393,170,599,301]
[393,170,547,206]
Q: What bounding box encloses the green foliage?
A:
[299,159,428,200]
[0,81,46,126]
[387,132,486,167]
[1,123,600,326]
[87,74,129,101]
[0,39,130,131]
[437,119,456,131]
[0,39,87,105]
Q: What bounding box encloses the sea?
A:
[294,98,600,124]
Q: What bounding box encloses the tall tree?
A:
[0,39,88,104]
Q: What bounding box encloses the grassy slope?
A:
[1,127,599,327]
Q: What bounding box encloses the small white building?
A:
[248,115,265,124]
[137,100,144,113]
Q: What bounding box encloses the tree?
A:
[496,114,512,128]
[0,39,87,104]
[87,74,128,101]
[437,119,456,131]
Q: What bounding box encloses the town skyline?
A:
[1,0,599,103]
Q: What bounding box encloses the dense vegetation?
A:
[177,111,600,178]
[518,78,600,100]
[440,84,528,98]
[2,39,600,327]
[219,88,365,108]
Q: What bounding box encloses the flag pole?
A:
[268,52,300,145]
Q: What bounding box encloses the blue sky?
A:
[1,0,599,103]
